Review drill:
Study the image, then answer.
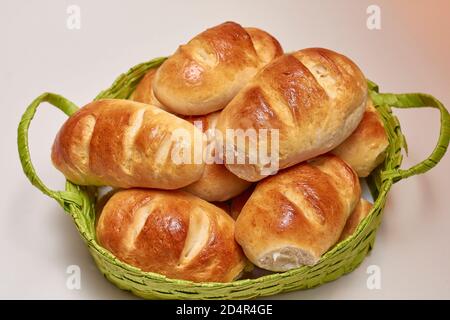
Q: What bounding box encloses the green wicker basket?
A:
[17,57,450,299]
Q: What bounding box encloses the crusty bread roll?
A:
[338,198,373,241]
[183,111,252,201]
[131,66,252,200]
[51,99,205,189]
[130,68,170,112]
[235,154,361,271]
[153,21,283,115]
[96,189,246,282]
[332,98,388,177]
[130,68,250,200]
[245,27,284,66]
[217,48,368,182]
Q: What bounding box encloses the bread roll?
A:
[338,198,373,241]
[183,111,252,201]
[332,98,388,177]
[130,68,170,112]
[153,21,283,115]
[235,154,361,271]
[51,99,205,189]
[245,27,284,66]
[96,189,246,282]
[130,70,251,200]
[217,48,367,182]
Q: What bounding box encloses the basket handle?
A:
[17,93,79,205]
[371,92,450,183]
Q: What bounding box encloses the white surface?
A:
[1,0,449,299]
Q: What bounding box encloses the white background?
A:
[1,0,449,299]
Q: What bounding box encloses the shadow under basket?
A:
[17,57,450,299]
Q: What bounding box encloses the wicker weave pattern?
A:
[17,58,450,299]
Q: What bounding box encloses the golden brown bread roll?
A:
[338,198,373,241]
[130,65,252,200]
[245,27,284,66]
[235,154,361,271]
[96,189,246,282]
[130,68,170,112]
[153,21,283,115]
[332,98,389,177]
[183,111,252,201]
[130,69,250,200]
[217,48,368,182]
[51,99,205,189]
